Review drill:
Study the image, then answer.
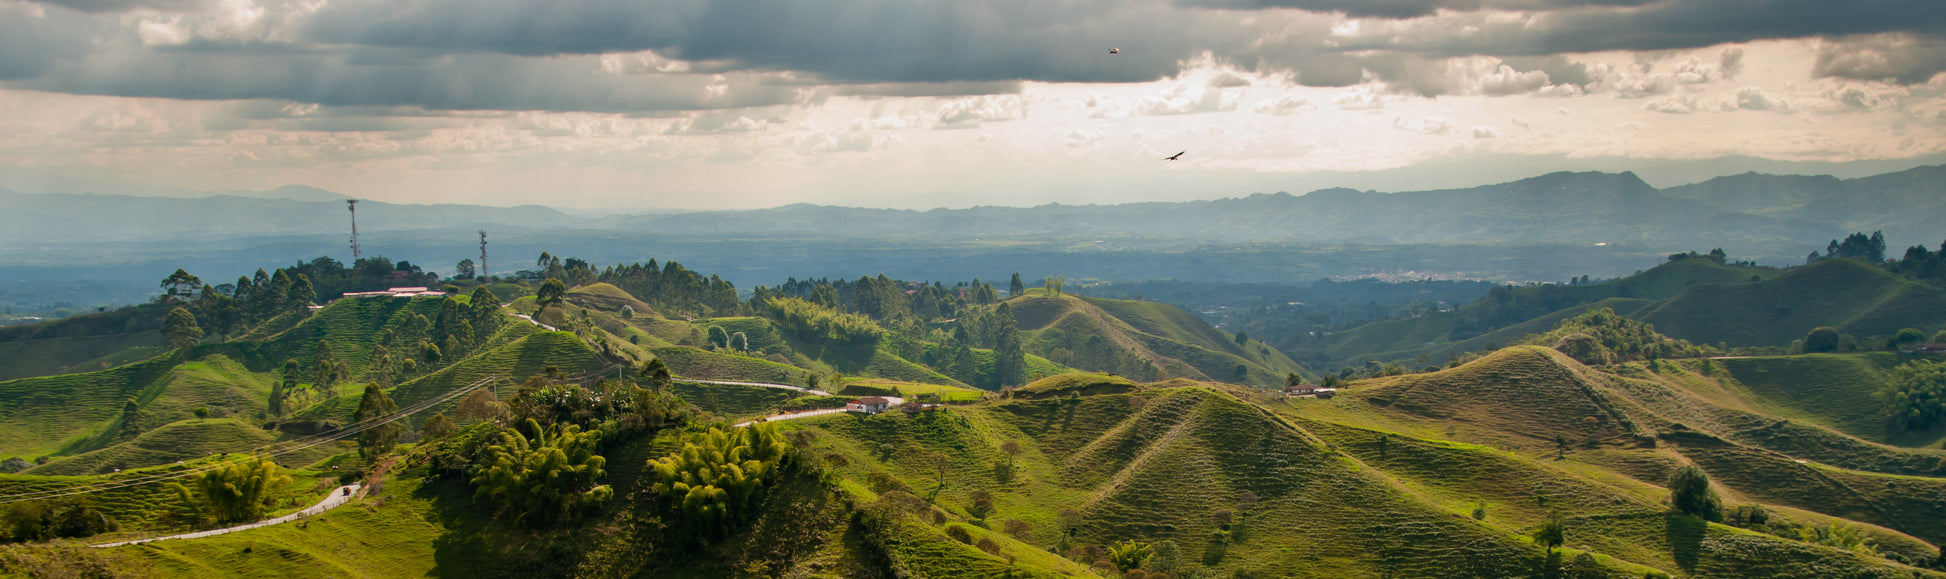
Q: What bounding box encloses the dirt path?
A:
[93,483,363,548]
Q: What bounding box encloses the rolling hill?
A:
[1305,256,1946,369]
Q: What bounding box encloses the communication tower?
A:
[347,199,362,261]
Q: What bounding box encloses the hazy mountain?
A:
[1663,164,1946,246]
[0,189,580,246]
[609,168,1935,249]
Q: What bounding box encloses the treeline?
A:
[1535,307,1713,365]
[763,274,1000,324]
[594,259,741,318]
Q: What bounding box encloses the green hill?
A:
[1640,258,1946,347]
[1311,257,1946,370]
[1711,353,1946,447]
[0,305,169,382]
[1309,258,1771,368]
[1013,293,1309,387]
[25,418,277,476]
[0,351,182,459]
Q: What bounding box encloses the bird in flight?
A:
[1163,151,1185,161]
[1109,47,1120,54]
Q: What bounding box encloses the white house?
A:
[846,396,891,414]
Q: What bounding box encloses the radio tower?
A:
[347,199,362,261]
[478,230,489,281]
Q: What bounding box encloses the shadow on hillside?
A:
[1665,513,1705,572]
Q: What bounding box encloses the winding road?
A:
[735,397,903,427]
[94,483,363,548]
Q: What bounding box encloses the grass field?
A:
[1641,258,1946,347]
[1015,294,1309,388]
[1713,353,1946,447]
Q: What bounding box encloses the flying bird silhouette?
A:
[1109,47,1120,54]
[1163,151,1185,161]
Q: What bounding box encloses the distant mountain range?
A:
[4,165,1941,255]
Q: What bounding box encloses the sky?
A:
[1,0,1943,210]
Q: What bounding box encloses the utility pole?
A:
[478,230,489,281]
[346,199,362,261]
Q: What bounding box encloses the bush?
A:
[945,524,974,544]
[974,536,1001,555]
[1553,333,1612,366]
[475,419,613,528]
[1667,465,1723,521]
[1804,327,1841,353]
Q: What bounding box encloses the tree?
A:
[1107,539,1155,572]
[454,258,476,280]
[455,388,508,424]
[1893,328,1927,350]
[120,398,142,435]
[1667,465,1723,521]
[991,303,1027,388]
[420,412,457,441]
[162,307,203,351]
[730,331,748,351]
[640,358,673,393]
[707,325,729,349]
[1043,275,1066,296]
[312,342,347,397]
[271,359,299,416]
[1234,331,1248,346]
[352,383,402,458]
[537,278,567,312]
[999,440,1022,467]
[1803,327,1841,353]
[1009,273,1024,297]
[646,424,789,537]
[1532,511,1566,556]
[1878,359,1946,432]
[474,419,613,527]
[967,488,995,518]
[1935,329,1946,344]
[159,269,203,303]
[288,273,316,311]
[174,457,291,524]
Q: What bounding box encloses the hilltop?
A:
[1299,255,1946,368]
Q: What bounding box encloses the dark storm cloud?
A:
[1341,0,1946,59]
[19,47,811,113]
[305,0,1217,84]
[1814,33,1946,84]
[0,12,96,81]
[32,0,205,13]
[1178,0,1652,20]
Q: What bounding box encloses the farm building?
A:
[846,397,891,414]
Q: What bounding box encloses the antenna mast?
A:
[346,199,362,261]
[478,230,489,281]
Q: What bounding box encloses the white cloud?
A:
[1643,94,1698,113]
[1253,94,1312,115]
[1475,65,1550,95]
[1472,125,1499,138]
[1138,84,1241,115]
[933,95,1026,129]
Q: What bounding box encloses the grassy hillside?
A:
[26,418,277,475]
[1640,258,1946,347]
[0,330,162,382]
[1308,258,1769,368]
[1712,353,1946,447]
[1014,293,1308,387]
[0,305,169,381]
[306,329,601,424]
[0,351,181,459]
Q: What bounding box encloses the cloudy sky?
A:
[1,0,1943,209]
